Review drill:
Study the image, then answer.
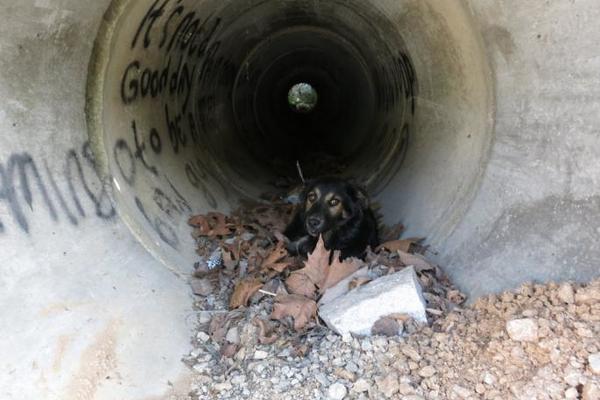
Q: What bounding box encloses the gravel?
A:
[184,279,600,400]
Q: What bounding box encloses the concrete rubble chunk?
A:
[352,379,370,393]
[589,353,600,375]
[506,318,539,342]
[557,282,575,304]
[575,285,600,305]
[318,266,427,336]
[583,382,600,400]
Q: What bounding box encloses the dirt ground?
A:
[182,194,600,400]
[184,279,600,400]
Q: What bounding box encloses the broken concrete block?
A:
[319,267,371,306]
[318,266,427,336]
[589,353,600,375]
[506,318,539,342]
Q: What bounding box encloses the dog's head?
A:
[300,177,370,237]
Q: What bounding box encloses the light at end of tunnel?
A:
[288,83,318,113]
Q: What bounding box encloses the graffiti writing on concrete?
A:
[113,116,233,250]
[107,0,239,249]
[0,142,116,235]
[122,0,236,156]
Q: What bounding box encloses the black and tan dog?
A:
[284,177,379,259]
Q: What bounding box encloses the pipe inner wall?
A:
[87,0,493,274]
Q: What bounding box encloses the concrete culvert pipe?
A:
[88,0,492,277]
[2,0,600,398]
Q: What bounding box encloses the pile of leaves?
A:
[188,198,465,357]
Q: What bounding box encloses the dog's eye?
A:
[307,192,317,202]
[329,198,340,207]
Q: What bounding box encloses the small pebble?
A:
[327,382,348,400]
[589,353,600,375]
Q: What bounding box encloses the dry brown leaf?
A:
[190,278,214,296]
[286,272,318,299]
[222,248,238,270]
[397,250,434,272]
[377,238,423,253]
[380,223,405,242]
[271,294,317,331]
[285,237,364,296]
[253,317,278,345]
[372,316,402,336]
[188,212,234,237]
[300,235,331,285]
[208,314,228,343]
[285,236,330,297]
[220,343,238,358]
[230,278,263,309]
[260,241,291,273]
[320,252,363,293]
[387,313,411,322]
[447,289,466,304]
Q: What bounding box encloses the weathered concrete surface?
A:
[319,267,427,336]
[2,0,600,398]
[440,0,600,299]
[0,1,194,399]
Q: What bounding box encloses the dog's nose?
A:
[307,216,323,231]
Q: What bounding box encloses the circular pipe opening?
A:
[288,83,318,113]
[87,0,494,274]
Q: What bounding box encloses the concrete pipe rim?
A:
[85,0,495,277]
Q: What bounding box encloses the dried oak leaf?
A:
[377,238,424,254]
[271,294,317,331]
[188,212,234,237]
[397,250,434,272]
[230,278,263,309]
[253,317,278,345]
[260,241,290,273]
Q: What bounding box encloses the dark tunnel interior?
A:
[187,0,417,186]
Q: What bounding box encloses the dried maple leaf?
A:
[260,241,290,273]
[286,236,364,296]
[320,252,363,293]
[298,236,331,285]
[253,317,278,345]
[230,278,263,309]
[286,272,318,298]
[397,250,433,272]
[188,212,234,237]
[285,236,330,298]
[271,294,317,331]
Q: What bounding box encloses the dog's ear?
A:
[348,184,370,210]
